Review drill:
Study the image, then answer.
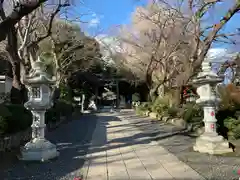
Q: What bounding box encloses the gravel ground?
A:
[0,114,112,180]
[123,112,240,180]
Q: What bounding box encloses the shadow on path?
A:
[122,112,240,180]
[0,114,110,180]
[0,110,204,180]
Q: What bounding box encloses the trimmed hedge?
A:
[0,100,73,136]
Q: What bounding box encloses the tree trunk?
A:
[10,61,24,104]
[52,71,61,102]
[148,82,163,102]
[171,87,183,106]
[7,25,26,104]
[157,84,165,98]
[148,88,156,102]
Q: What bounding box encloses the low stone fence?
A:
[0,116,69,152]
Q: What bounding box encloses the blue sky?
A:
[69,0,240,47]
[84,0,147,28]
[70,0,148,34]
[67,0,240,49]
[203,1,240,49]
[65,0,240,84]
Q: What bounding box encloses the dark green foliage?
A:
[167,106,179,118]
[59,84,72,102]
[0,104,32,135]
[132,93,140,102]
[135,102,151,115]
[0,100,74,136]
[182,103,203,123]
[150,96,169,114]
[222,117,240,140]
[140,102,152,111]
[0,116,7,136]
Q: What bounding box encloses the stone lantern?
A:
[192,58,233,154]
[20,57,59,161]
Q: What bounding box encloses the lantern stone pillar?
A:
[192,59,233,154]
[20,57,59,161]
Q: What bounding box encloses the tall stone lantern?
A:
[20,57,59,161]
[192,58,233,154]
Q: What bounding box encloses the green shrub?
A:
[0,104,12,118]
[182,103,203,123]
[5,104,32,134]
[46,100,73,123]
[59,84,73,103]
[135,102,152,115]
[232,124,240,140]
[55,100,73,116]
[0,98,75,136]
[0,116,8,135]
[223,117,240,140]
[0,104,32,135]
[45,106,59,123]
[135,107,144,115]
[0,93,10,104]
[167,106,179,118]
[140,102,152,110]
[132,93,140,102]
[150,96,169,115]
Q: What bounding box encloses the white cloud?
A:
[88,17,100,27]
[206,48,238,62]
[88,13,103,28]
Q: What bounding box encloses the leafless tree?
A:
[117,0,240,103]
[117,3,192,100]
[0,0,68,103]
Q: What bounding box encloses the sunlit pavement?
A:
[81,110,205,180]
[0,110,205,180]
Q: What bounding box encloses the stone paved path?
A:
[0,114,100,180]
[82,110,205,180]
[0,110,205,180]
[124,111,240,180]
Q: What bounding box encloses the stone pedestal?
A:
[193,133,232,154]
[194,106,232,154]
[20,110,59,161]
[20,139,59,161]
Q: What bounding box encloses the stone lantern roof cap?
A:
[24,57,56,85]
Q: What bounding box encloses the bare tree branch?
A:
[0,0,48,41]
[27,3,69,48]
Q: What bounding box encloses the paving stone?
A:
[107,140,129,179]
[125,111,240,180]
[0,110,207,180]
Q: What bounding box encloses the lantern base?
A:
[19,138,59,161]
[193,133,233,154]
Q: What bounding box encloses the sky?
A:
[66,0,240,84]
[70,0,148,35]
[67,0,240,48]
